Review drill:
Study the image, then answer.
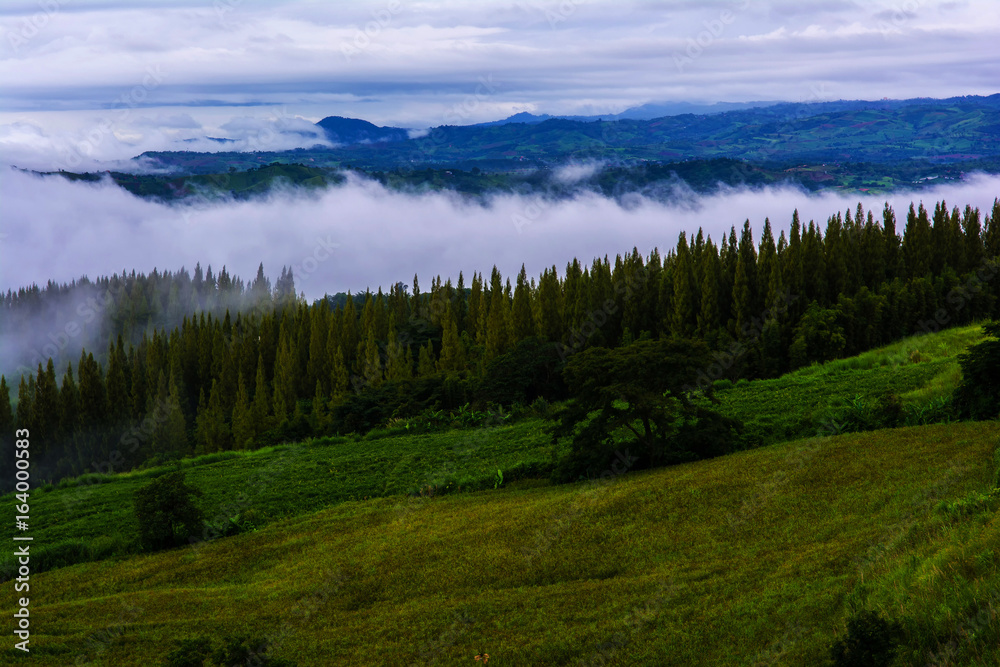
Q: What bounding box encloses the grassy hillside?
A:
[8,325,985,582]
[715,324,987,447]
[6,421,998,665]
[3,419,554,579]
[5,323,997,665]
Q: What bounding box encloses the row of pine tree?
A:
[2,198,999,485]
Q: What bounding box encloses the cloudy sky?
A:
[1,0,998,166]
[1,0,998,303]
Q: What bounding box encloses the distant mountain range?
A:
[309,101,790,142]
[316,116,410,145]
[137,93,1000,178]
[470,101,786,126]
[310,94,1000,140]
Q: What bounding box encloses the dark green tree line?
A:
[2,198,999,487]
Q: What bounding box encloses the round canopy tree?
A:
[550,337,741,482]
[133,471,205,551]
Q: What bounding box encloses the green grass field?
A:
[6,422,998,665]
[8,419,555,579]
[712,324,987,447]
[4,323,998,665]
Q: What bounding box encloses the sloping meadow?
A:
[6,421,998,665]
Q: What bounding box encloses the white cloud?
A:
[0,0,997,134]
[553,161,603,184]
[2,168,997,303]
[0,107,333,170]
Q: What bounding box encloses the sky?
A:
[1,0,998,303]
[1,0,999,166]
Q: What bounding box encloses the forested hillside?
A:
[139,95,1000,174]
[2,198,999,487]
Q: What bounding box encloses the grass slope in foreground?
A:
[11,324,985,578]
[7,421,1000,665]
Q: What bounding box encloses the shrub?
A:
[215,509,261,538]
[164,637,213,667]
[87,533,133,560]
[133,471,205,552]
[529,396,552,418]
[332,374,453,434]
[211,635,297,667]
[503,460,553,483]
[903,396,954,426]
[876,393,904,428]
[163,635,297,667]
[829,610,903,667]
[935,488,1000,520]
[790,303,847,368]
[33,540,89,573]
[0,533,138,582]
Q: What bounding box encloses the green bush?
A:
[903,396,954,426]
[503,460,553,483]
[210,635,297,667]
[935,488,1000,520]
[133,471,205,552]
[33,540,89,573]
[0,533,138,582]
[87,533,133,560]
[829,610,903,667]
[164,637,213,667]
[162,635,297,667]
[549,338,742,482]
[214,509,261,538]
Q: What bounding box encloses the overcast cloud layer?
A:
[3,169,999,302]
[1,1,999,303]
[1,0,999,167]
